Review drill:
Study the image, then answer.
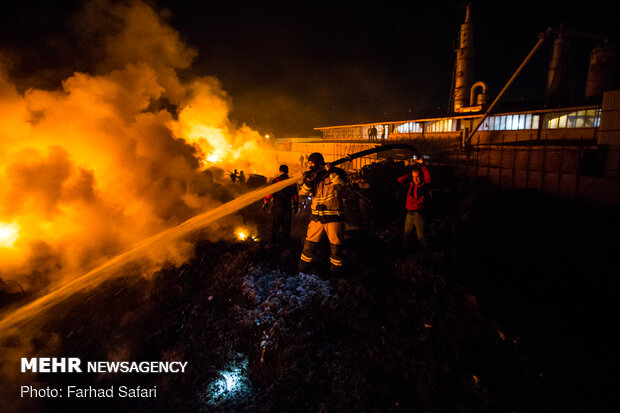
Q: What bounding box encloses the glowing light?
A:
[200,356,251,406]
[235,225,257,241]
[265,134,270,139]
[0,222,20,248]
[206,154,219,163]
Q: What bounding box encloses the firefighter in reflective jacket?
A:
[298,152,348,275]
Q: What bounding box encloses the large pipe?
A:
[470,81,488,106]
[330,144,421,167]
[304,144,422,180]
[466,28,551,145]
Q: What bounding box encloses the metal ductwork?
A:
[470,81,488,106]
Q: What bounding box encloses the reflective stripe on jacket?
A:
[299,167,347,222]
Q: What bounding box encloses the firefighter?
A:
[263,165,299,244]
[298,152,348,276]
[398,157,431,252]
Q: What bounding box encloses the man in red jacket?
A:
[398,158,431,252]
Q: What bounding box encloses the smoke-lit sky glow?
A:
[1,1,617,137]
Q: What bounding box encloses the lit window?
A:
[506,115,512,130]
[594,109,601,127]
[585,110,595,127]
[576,111,585,127]
[493,117,500,130]
[500,116,506,130]
[558,114,567,128]
[549,116,558,129]
[532,115,539,129]
[518,114,525,129]
[525,114,532,129]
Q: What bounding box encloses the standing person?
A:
[238,170,246,185]
[398,158,431,252]
[263,165,299,244]
[370,126,378,140]
[230,169,238,183]
[298,152,348,276]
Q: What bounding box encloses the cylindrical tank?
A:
[546,34,566,101]
[454,4,474,112]
[585,44,617,98]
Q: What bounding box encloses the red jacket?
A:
[264,174,299,207]
[398,166,431,211]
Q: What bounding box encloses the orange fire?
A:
[0,0,275,290]
[235,226,258,242]
[0,222,19,248]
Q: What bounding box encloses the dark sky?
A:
[1,0,617,136]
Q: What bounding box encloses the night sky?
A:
[1,0,617,136]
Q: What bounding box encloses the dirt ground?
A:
[2,162,618,412]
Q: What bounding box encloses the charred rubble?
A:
[2,161,618,412]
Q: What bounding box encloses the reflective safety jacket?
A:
[299,167,347,222]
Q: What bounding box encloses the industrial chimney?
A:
[585,42,617,99]
[453,3,474,112]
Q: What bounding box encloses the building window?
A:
[395,122,423,133]
[525,114,532,129]
[423,119,455,133]
[544,109,601,129]
[480,113,540,131]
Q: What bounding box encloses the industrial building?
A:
[275,5,619,204]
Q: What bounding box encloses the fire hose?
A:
[304,143,422,180]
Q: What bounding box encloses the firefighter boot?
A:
[299,240,318,273]
[329,243,344,277]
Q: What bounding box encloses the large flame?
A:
[0,222,19,248]
[0,0,276,290]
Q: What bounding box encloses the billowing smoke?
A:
[0,0,276,290]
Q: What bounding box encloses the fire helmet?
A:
[308,152,325,166]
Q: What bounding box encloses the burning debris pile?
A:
[0,0,276,295]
